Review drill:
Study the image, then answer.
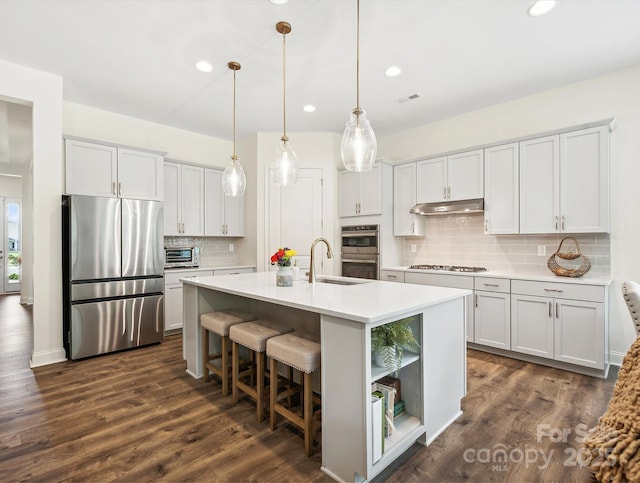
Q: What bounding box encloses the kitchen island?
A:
[181,271,469,482]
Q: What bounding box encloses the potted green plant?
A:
[371,317,420,375]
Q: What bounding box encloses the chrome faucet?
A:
[308,237,334,283]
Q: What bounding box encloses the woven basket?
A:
[547,236,591,277]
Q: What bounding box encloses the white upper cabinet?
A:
[416,156,447,203]
[204,168,244,237]
[393,163,426,236]
[560,126,609,233]
[520,135,560,234]
[116,148,164,200]
[65,139,163,201]
[484,143,519,234]
[338,164,382,217]
[164,162,204,236]
[417,150,483,203]
[520,126,609,234]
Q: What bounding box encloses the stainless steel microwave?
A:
[164,246,201,268]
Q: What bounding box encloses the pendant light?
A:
[271,21,298,186]
[341,0,377,172]
[221,61,247,197]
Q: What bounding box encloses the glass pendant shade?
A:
[222,158,246,197]
[341,108,377,172]
[222,61,246,197]
[271,138,298,186]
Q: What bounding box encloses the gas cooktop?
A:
[409,264,487,273]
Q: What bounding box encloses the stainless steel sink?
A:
[315,278,369,286]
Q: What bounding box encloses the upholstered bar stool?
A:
[267,332,321,456]
[200,310,256,396]
[229,319,294,422]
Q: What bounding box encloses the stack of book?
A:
[372,376,405,460]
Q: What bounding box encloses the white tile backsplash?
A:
[164,236,239,266]
[403,213,610,276]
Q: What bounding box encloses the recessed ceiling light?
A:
[303,105,316,113]
[385,66,402,77]
[195,60,213,73]
[269,0,289,5]
[528,0,556,17]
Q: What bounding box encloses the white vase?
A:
[373,346,397,368]
[276,266,293,287]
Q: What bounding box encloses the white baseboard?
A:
[609,351,625,367]
[20,295,33,305]
[30,347,67,368]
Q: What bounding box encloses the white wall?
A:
[63,102,232,166]
[0,174,21,197]
[0,59,64,367]
[379,64,640,365]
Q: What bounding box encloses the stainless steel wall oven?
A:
[341,225,379,280]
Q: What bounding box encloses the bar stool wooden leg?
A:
[220,335,229,396]
[256,351,265,422]
[304,371,313,457]
[232,341,239,404]
[270,357,278,430]
[201,327,209,382]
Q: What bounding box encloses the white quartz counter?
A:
[383,266,611,286]
[164,264,256,274]
[180,271,470,324]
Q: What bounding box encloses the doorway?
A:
[267,168,324,272]
[0,197,21,293]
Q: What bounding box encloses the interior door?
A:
[268,168,323,272]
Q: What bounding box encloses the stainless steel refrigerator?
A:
[62,195,164,360]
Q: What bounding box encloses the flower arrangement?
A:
[270,247,296,267]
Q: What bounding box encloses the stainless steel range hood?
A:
[410,198,484,215]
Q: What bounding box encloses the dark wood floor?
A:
[0,293,616,482]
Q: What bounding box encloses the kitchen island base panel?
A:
[320,297,466,482]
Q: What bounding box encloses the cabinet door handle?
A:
[555,216,558,230]
[411,221,415,234]
[112,181,116,195]
[118,181,122,196]
[556,302,559,318]
[561,216,566,231]
[548,301,552,317]
[447,186,451,199]
[475,293,478,308]
[483,283,499,287]
[443,186,447,199]
[544,288,563,293]
[485,219,489,233]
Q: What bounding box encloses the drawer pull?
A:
[544,288,564,293]
[483,283,499,287]
[386,274,398,279]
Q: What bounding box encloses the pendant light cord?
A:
[232,67,237,160]
[356,0,360,111]
[282,29,287,141]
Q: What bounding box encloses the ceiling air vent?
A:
[397,93,422,104]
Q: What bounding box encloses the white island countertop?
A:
[180,271,470,324]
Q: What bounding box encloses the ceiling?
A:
[0,0,639,144]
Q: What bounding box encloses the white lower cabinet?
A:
[510,280,606,370]
[164,267,255,333]
[394,269,609,375]
[474,277,511,349]
[511,294,555,358]
[380,269,405,283]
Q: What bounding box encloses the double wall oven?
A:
[341,224,379,280]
